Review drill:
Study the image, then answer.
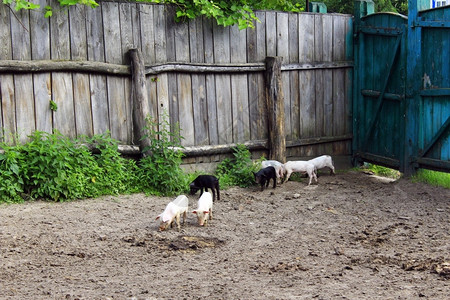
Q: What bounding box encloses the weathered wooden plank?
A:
[11,9,35,142]
[103,2,128,143]
[255,11,267,62]
[203,17,219,160]
[30,0,52,134]
[140,4,155,65]
[52,72,75,137]
[255,12,268,140]
[0,76,15,141]
[72,73,93,136]
[0,4,12,60]
[154,4,167,63]
[30,0,50,60]
[32,73,52,134]
[276,12,290,59]
[69,5,87,60]
[120,2,137,58]
[173,20,194,147]
[86,5,109,135]
[89,75,109,135]
[299,70,316,155]
[86,5,106,62]
[191,74,208,145]
[332,16,347,155]
[153,4,169,125]
[288,13,299,148]
[188,18,207,160]
[231,71,250,143]
[230,25,250,143]
[298,13,315,156]
[70,5,93,137]
[146,75,158,130]
[164,6,179,131]
[50,6,75,138]
[299,14,315,63]
[214,72,233,142]
[0,5,13,141]
[265,11,277,57]
[246,17,257,62]
[144,5,159,126]
[120,2,136,143]
[213,24,232,145]
[189,18,209,148]
[344,16,353,156]
[177,74,194,146]
[131,2,142,51]
[189,18,204,63]
[11,10,30,61]
[247,13,260,141]
[322,15,334,154]
[314,14,325,155]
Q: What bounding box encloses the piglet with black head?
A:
[254,166,277,191]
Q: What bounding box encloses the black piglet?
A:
[189,175,220,201]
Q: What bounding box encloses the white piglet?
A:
[261,160,284,182]
[192,191,213,227]
[283,161,318,185]
[308,155,335,175]
[155,195,189,231]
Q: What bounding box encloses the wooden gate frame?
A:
[353,0,450,175]
[353,0,407,171]
[406,0,450,174]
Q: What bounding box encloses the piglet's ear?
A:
[192,210,197,214]
[203,211,209,214]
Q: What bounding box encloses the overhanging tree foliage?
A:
[2,0,306,29]
[325,0,408,15]
[2,0,409,29]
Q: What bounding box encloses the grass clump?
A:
[412,169,450,189]
[363,163,401,179]
[136,115,190,196]
[216,144,260,188]
[0,131,138,203]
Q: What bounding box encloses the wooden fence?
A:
[0,1,353,161]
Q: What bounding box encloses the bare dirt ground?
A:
[0,170,449,300]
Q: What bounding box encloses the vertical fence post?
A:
[265,57,286,163]
[129,48,151,156]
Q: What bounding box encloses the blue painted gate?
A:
[353,0,450,174]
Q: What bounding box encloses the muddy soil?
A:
[0,170,449,300]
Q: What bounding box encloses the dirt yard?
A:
[0,170,449,300]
